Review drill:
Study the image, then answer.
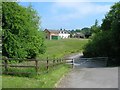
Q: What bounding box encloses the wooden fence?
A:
[1,56,108,75]
[1,57,67,75]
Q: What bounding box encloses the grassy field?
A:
[2,38,88,88]
[39,38,88,59]
[2,64,70,88]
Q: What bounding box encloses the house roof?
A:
[49,30,59,33]
[44,29,59,34]
[44,29,70,34]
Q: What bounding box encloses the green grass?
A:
[2,64,70,88]
[39,38,88,59]
[0,76,2,89]
[2,38,88,88]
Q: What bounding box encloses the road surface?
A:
[57,67,118,88]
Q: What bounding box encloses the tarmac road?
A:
[56,67,118,88]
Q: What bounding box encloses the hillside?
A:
[39,38,88,59]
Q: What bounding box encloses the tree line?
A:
[69,19,100,38]
[83,2,120,65]
[2,2,46,59]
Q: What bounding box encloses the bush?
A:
[83,32,111,57]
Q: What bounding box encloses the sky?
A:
[19,1,117,30]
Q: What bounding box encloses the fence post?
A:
[60,58,62,64]
[62,58,64,64]
[53,60,55,67]
[71,59,74,68]
[35,59,38,74]
[63,58,65,63]
[4,59,8,73]
[47,57,49,72]
[57,59,58,64]
[60,58,61,64]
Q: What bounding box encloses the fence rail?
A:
[1,57,67,75]
[1,57,108,75]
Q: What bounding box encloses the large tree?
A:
[102,2,120,63]
[0,2,2,36]
[2,2,45,59]
[83,2,120,65]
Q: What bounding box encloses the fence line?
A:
[1,56,108,75]
[1,57,68,75]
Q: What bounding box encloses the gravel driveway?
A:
[56,67,118,88]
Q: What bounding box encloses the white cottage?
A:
[59,29,70,39]
[44,29,70,40]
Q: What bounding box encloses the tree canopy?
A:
[83,2,120,65]
[81,27,91,38]
[2,2,45,59]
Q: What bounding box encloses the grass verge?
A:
[2,64,71,88]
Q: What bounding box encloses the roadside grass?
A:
[2,64,70,88]
[2,38,88,88]
[0,76,2,89]
[39,38,88,59]
[2,59,66,77]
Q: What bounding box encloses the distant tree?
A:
[71,29,75,33]
[75,29,81,32]
[90,19,101,34]
[69,30,74,38]
[80,27,91,38]
[2,2,45,59]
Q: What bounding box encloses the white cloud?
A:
[55,0,119,2]
[19,0,119,2]
[49,2,111,23]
